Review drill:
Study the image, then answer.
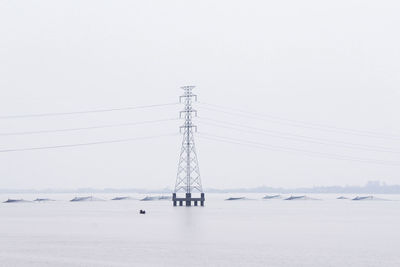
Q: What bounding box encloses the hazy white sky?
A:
[0,0,400,189]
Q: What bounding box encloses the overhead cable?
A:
[0,102,179,119]
[0,118,179,136]
[197,132,400,166]
[198,117,400,154]
[0,133,178,153]
[198,102,400,139]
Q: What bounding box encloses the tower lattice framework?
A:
[172,86,205,207]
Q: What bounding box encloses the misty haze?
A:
[1,0,400,266]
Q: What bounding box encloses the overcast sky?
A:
[0,0,399,190]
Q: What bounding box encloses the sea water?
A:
[0,193,399,266]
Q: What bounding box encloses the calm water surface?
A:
[0,193,399,266]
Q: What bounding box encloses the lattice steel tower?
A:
[172,86,205,207]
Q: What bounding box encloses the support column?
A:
[173,193,177,206]
[185,193,191,206]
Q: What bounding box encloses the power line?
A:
[197,132,400,166]
[198,117,400,154]
[198,102,400,139]
[0,118,179,136]
[0,102,179,120]
[0,133,178,153]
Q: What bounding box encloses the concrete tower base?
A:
[173,193,205,207]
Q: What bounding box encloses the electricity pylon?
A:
[172,86,205,207]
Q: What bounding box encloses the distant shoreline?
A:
[1,181,399,194]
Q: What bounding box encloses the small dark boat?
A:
[337,196,348,200]
[139,209,146,214]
